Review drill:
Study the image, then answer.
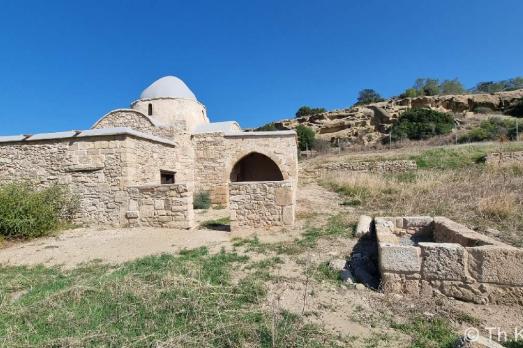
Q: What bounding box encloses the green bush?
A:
[459,118,518,143]
[295,106,326,118]
[255,122,278,131]
[473,106,494,114]
[296,125,316,151]
[506,98,523,117]
[390,108,455,141]
[193,191,211,209]
[0,183,77,239]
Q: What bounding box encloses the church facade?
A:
[0,76,298,230]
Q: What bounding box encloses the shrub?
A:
[193,191,211,209]
[295,106,326,118]
[473,106,494,114]
[506,98,523,117]
[296,125,315,151]
[458,118,518,143]
[391,108,455,141]
[0,183,77,239]
[255,122,278,131]
[355,89,384,105]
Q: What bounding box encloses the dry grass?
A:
[321,162,523,246]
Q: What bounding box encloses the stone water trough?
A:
[364,216,523,304]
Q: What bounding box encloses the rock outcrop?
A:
[271,90,523,145]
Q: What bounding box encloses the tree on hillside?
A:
[474,81,505,93]
[473,77,523,93]
[414,78,440,96]
[440,79,465,95]
[296,125,315,151]
[355,89,384,105]
[295,106,326,118]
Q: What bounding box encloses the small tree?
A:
[402,88,419,98]
[295,106,326,118]
[414,78,440,96]
[355,89,384,105]
[296,125,315,151]
[474,81,505,93]
[391,108,455,141]
[440,79,465,95]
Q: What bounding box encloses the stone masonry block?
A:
[402,216,433,228]
[275,187,293,206]
[433,216,500,246]
[419,242,466,281]
[467,246,523,286]
[282,205,294,225]
[379,245,421,273]
[140,205,155,218]
[355,215,372,238]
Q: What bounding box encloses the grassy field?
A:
[321,142,523,246]
[0,247,345,347]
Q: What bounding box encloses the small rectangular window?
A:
[160,170,175,184]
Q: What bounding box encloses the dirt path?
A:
[0,227,232,268]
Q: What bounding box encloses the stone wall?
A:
[0,134,184,227]
[92,109,175,139]
[126,184,194,229]
[192,133,228,203]
[193,131,298,205]
[486,151,523,166]
[126,136,194,186]
[300,159,417,182]
[375,216,523,304]
[229,181,295,230]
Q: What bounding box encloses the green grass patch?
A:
[307,262,341,284]
[412,146,488,170]
[392,317,457,348]
[233,214,354,256]
[0,247,343,347]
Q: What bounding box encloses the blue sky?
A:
[0,0,522,135]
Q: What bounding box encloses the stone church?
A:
[0,76,298,230]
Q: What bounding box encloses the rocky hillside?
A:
[272,89,523,145]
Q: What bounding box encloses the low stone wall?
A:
[375,216,523,304]
[486,151,523,166]
[229,181,295,231]
[300,160,417,182]
[126,184,194,229]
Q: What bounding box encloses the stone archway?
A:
[229,152,284,182]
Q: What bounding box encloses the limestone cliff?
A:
[271,89,523,145]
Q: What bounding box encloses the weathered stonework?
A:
[299,159,417,183]
[0,76,298,230]
[375,216,523,304]
[229,181,295,230]
[194,132,298,205]
[486,151,523,166]
[126,184,194,229]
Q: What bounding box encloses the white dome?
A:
[140,76,197,100]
